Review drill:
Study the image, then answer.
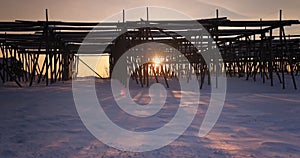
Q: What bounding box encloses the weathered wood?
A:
[0,15,299,89]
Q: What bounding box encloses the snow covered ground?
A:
[0,76,299,158]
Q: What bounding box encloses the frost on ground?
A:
[0,77,299,158]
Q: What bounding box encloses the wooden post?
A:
[146,64,149,87]
[29,54,39,86]
[45,9,49,86]
[151,65,159,83]
[161,64,169,88]
[147,7,149,21]
[139,66,143,87]
[123,9,125,23]
[269,29,274,86]
[279,9,285,89]
[215,9,219,88]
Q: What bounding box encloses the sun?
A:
[153,57,162,66]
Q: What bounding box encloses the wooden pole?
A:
[45,9,49,86]
[279,9,285,89]
[147,7,149,21]
[269,29,274,86]
[161,65,169,88]
[123,9,125,23]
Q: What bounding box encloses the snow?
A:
[0,76,300,157]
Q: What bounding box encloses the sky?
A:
[0,0,300,21]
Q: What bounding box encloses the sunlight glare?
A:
[153,57,163,66]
